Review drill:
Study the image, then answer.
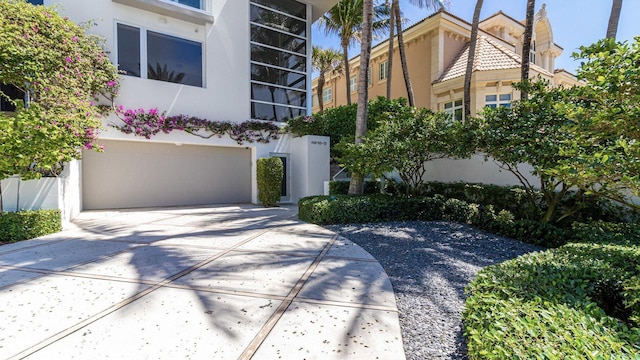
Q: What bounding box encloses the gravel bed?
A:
[326,221,542,360]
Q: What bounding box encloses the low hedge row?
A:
[464,242,640,358]
[298,194,570,247]
[327,180,630,223]
[0,209,62,243]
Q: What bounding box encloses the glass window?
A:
[251,0,307,19]
[251,102,305,122]
[251,64,305,90]
[171,0,202,9]
[350,76,357,93]
[250,0,308,122]
[250,5,306,37]
[443,99,463,121]
[250,24,305,55]
[0,83,24,112]
[379,61,389,80]
[251,83,306,108]
[322,87,332,103]
[486,93,511,108]
[117,24,141,78]
[251,44,306,72]
[147,31,202,87]
[117,24,203,87]
[27,0,44,5]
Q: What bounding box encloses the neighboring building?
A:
[312,4,581,116]
[2,0,338,216]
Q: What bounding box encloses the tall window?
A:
[530,40,536,64]
[379,61,389,81]
[117,24,203,87]
[322,87,332,103]
[443,99,463,121]
[350,76,357,93]
[485,94,511,108]
[250,0,308,122]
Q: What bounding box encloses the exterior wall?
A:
[20,0,338,213]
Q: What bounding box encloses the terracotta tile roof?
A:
[435,36,554,83]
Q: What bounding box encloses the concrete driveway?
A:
[0,205,405,359]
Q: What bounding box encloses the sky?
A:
[311,0,640,74]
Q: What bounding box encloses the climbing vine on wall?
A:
[111,107,282,145]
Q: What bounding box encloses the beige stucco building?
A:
[312,4,580,117]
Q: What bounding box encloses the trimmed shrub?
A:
[0,209,62,242]
[464,242,640,358]
[256,157,283,207]
[328,180,380,195]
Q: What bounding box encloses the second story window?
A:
[379,61,389,81]
[350,76,357,93]
[117,23,203,87]
[530,40,536,64]
[322,87,332,103]
[485,94,512,109]
[443,99,463,122]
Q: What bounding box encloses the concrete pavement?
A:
[0,205,405,359]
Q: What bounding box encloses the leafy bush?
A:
[0,210,61,242]
[328,180,380,195]
[256,157,283,207]
[464,242,640,359]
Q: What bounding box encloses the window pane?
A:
[454,108,462,121]
[174,0,201,9]
[454,100,463,106]
[251,64,305,89]
[251,0,306,20]
[251,83,306,108]
[251,44,306,72]
[252,101,305,122]
[485,95,497,102]
[0,83,24,112]
[117,24,141,78]
[444,102,452,109]
[499,94,511,101]
[147,31,202,87]
[27,0,44,5]
[250,5,306,37]
[250,24,305,54]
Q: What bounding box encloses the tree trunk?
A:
[317,74,325,113]
[521,0,535,100]
[464,0,483,120]
[386,0,395,100]
[348,0,374,195]
[342,41,352,105]
[606,0,623,40]
[394,0,414,107]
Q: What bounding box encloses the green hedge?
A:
[298,194,570,247]
[0,209,62,242]
[464,242,640,358]
[256,157,283,207]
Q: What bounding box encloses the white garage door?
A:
[82,140,252,210]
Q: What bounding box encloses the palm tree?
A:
[606,0,623,40]
[521,0,535,100]
[385,0,395,100]
[348,0,375,195]
[319,0,390,105]
[387,0,445,106]
[312,46,343,113]
[463,0,483,120]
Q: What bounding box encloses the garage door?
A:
[82,140,251,210]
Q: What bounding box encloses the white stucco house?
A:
[1,0,338,220]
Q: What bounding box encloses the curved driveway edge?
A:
[0,205,406,359]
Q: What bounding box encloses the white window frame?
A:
[485,93,512,108]
[442,99,463,121]
[379,61,389,81]
[350,75,357,93]
[114,22,205,87]
[322,87,332,103]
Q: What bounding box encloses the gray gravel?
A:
[326,221,542,360]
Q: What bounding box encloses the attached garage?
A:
[82,140,252,210]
